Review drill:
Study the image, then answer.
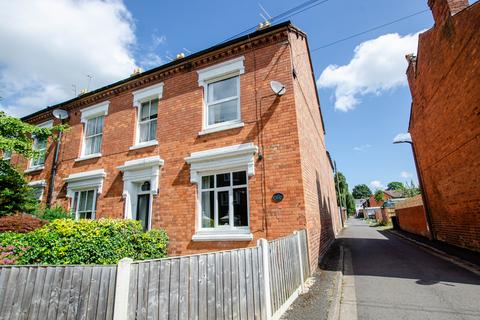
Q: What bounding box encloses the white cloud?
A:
[353,144,372,152]
[317,32,421,111]
[400,171,413,179]
[0,0,138,117]
[370,180,384,190]
[393,132,412,143]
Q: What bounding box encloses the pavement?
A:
[282,218,480,320]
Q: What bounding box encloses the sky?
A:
[0,0,444,191]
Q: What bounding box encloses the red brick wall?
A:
[12,25,339,260]
[407,2,480,251]
[289,32,340,270]
[396,205,429,238]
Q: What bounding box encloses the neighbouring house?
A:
[365,190,404,223]
[354,199,367,217]
[8,21,341,268]
[406,0,480,251]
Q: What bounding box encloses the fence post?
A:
[294,231,305,291]
[258,239,272,319]
[113,257,133,320]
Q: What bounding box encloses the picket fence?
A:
[0,230,310,320]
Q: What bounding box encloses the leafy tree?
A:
[352,184,372,199]
[403,180,421,198]
[0,112,65,216]
[334,171,356,214]
[0,160,39,216]
[374,190,385,203]
[386,181,405,191]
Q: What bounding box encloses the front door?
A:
[136,193,150,231]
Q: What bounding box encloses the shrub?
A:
[0,219,168,265]
[34,205,72,222]
[0,213,47,233]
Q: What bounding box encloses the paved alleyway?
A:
[283,218,480,320]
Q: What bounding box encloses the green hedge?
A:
[0,219,168,265]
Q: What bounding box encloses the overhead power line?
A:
[220,0,330,44]
[311,9,430,51]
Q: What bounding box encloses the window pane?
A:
[150,99,158,117]
[149,119,157,141]
[217,190,230,226]
[202,175,214,189]
[139,122,149,142]
[216,173,230,187]
[208,77,237,102]
[233,171,246,185]
[95,116,104,134]
[86,190,95,212]
[79,211,92,219]
[86,118,96,136]
[71,192,79,214]
[79,191,87,212]
[233,187,248,227]
[31,186,43,201]
[208,99,238,125]
[140,103,150,121]
[201,191,214,228]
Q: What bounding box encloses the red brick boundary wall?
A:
[395,196,429,237]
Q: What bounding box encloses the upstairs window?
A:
[84,116,104,156]
[206,76,240,126]
[138,99,158,143]
[78,102,109,160]
[197,56,245,134]
[30,137,47,167]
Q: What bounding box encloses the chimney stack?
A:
[428,0,469,25]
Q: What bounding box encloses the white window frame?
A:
[197,57,245,135]
[76,102,109,162]
[198,169,250,231]
[2,150,12,161]
[71,188,98,220]
[26,120,53,172]
[130,83,163,150]
[185,142,257,241]
[64,169,106,218]
[28,180,46,202]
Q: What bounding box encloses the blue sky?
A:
[0,0,438,191]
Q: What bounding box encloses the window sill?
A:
[129,140,158,150]
[25,166,44,173]
[192,230,253,242]
[198,121,244,136]
[74,153,102,162]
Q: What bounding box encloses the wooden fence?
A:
[0,265,116,320]
[0,230,310,320]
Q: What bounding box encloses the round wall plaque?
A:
[272,193,284,203]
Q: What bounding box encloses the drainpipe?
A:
[47,109,68,208]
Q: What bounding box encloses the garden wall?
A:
[395,196,429,238]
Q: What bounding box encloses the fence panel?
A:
[0,265,116,320]
[128,246,265,320]
[268,231,307,318]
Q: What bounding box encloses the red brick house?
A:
[406,0,480,251]
[8,22,341,267]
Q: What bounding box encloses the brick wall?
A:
[289,31,341,270]
[12,24,340,260]
[407,1,480,251]
[396,205,429,238]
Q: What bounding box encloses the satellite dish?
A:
[52,109,69,120]
[270,81,286,96]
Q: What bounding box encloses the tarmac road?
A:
[283,218,480,320]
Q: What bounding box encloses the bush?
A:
[0,219,168,265]
[34,205,72,222]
